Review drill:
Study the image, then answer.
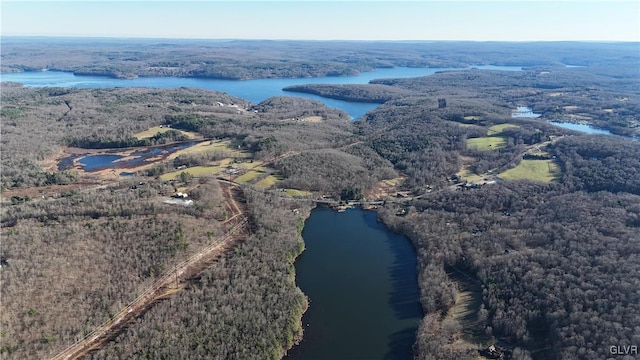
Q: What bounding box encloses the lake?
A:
[1,65,521,120]
[512,106,541,118]
[549,121,614,135]
[550,121,639,141]
[286,207,422,360]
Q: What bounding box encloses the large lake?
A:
[1,65,520,120]
[286,207,422,360]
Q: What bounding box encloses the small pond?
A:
[59,141,196,171]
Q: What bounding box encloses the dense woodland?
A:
[1,40,639,360]
[87,190,312,360]
[3,38,638,80]
[283,83,415,103]
[1,179,226,358]
[379,180,640,360]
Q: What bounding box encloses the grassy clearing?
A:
[255,175,281,189]
[134,126,198,140]
[284,189,312,197]
[234,160,263,169]
[235,169,265,184]
[168,140,246,159]
[382,177,404,187]
[499,159,560,183]
[160,165,224,181]
[487,123,518,135]
[466,136,507,151]
[302,116,323,123]
[445,268,492,350]
[134,126,173,139]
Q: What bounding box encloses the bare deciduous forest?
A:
[1,39,639,360]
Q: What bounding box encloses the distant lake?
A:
[512,106,541,118]
[549,121,613,135]
[549,121,638,141]
[286,207,422,360]
[1,65,522,120]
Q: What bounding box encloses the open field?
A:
[160,165,225,181]
[255,175,281,189]
[487,123,518,135]
[167,140,246,159]
[302,116,323,123]
[233,160,264,169]
[134,126,170,139]
[445,267,491,352]
[466,136,507,151]
[498,159,560,182]
[284,189,313,197]
[134,126,200,140]
[234,169,266,184]
[382,177,404,187]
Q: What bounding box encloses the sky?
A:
[1,1,639,41]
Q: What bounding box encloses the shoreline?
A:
[281,204,315,357]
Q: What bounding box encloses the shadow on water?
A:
[384,226,423,360]
[288,208,422,360]
[385,327,420,360]
[386,232,423,321]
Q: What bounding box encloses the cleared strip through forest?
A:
[49,189,250,360]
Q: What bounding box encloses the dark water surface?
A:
[286,207,422,360]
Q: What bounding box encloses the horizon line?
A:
[2,35,638,43]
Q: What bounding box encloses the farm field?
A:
[255,175,281,189]
[134,126,199,140]
[160,165,225,181]
[284,189,313,197]
[167,140,246,159]
[487,123,518,135]
[234,169,266,184]
[466,136,507,150]
[498,159,560,182]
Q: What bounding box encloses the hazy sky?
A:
[2,1,639,41]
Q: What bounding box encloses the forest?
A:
[2,38,638,80]
[1,39,639,360]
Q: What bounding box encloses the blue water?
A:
[73,141,196,171]
[1,65,521,120]
[78,154,126,171]
[549,121,613,135]
[512,106,541,118]
[286,207,422,360]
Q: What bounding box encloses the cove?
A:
[550,121,639,140]
[286,207,422,360]
[1,65,521,120]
